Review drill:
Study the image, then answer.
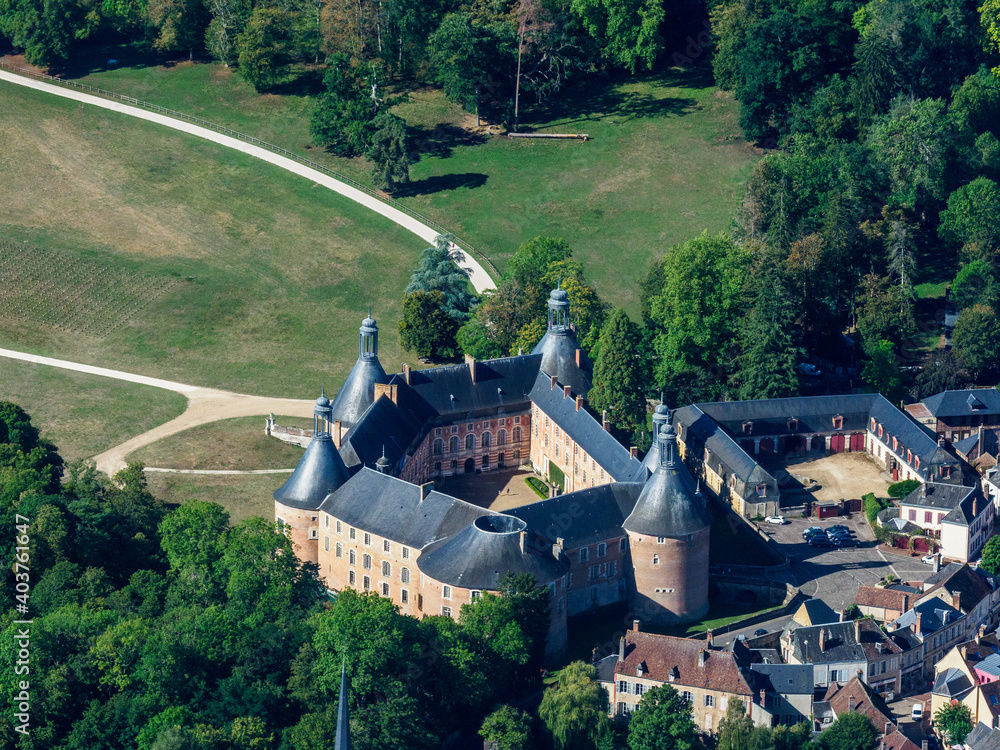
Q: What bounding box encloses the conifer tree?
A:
[404,236,476,322]
[589,309,646,438]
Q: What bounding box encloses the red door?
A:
[831,434,845,453]
[850,433,865,452]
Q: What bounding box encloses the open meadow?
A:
[64,57,759,311]
[0,82,422,397]
[146,472,284,523]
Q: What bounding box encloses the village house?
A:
[906,389,1000,443]
[814,677,920,750]
[931,628,1000,720]
[853,586,914,622]
[898,483,993,563]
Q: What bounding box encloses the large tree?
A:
[626,684,699,750]
[538,661,609,750]
[819,711,878,750]
[939,178,1000,262]
[398,290,460,359]
[935,702,974,745]
[953,304,1000,381]
[404,237,476,321]
[310,54,379,157]
[479,705,534,750]
[569,0,664,73]
[236,7,291,91]
[368,112,411,193]
[588,309,647,439]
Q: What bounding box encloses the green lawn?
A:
[68,58,759,312]
[0,358,187,462]
[0,82,422,397]
[129,415,304,470]
[148,472,284,524]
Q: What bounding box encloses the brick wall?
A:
[275,502,320,565]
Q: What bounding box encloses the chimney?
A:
[575,348,582,367]
[518,347,523,356]
[839,609,847,622]
[633,619,641,632]
[576,395,584,412]
[979,624,987,642]
[552,537,565,560]
[551,375,558,390]
[373,383,398,404]
[938,437,946,447]
[420,482,433,501]
[884,723,892,737]
[619,636,626,662]
[563,385,572,399]
[706,629,714,647]
[402,362,411,385]
[519,530,527,554]
[849,695,856,712]
[698,649,707,667]
[819,628,826,652]
[953,591,962,612]
[465,353,477,384]
[934,554,940,573]
[902,594,909,613]
[333,420,342,448]
[915,612,922,635]
[922,742,929,750]
[603,410,610,432]
[630,447,638,459]
[973,496,978,517]
[854,619,862,643]
[758,689,765,705]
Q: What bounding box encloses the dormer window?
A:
[892,437,899,452]
[941,466,952,479]
[907,450,913,464]
[878,425,884,438]
[870,417,877,431]
[742,420,753,435]
[832,415,844,430]
[787,418,799,432]
[915,457,921,470]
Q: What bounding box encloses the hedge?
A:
[888,479,921,498]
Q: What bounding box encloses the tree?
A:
[398,290,460,359]
[856,274,914,351]
[952,260,999,312]
[589,309,646,438]
[819,711,878,750]
[159,500,231,607]
[627,684,699,750]
[717,692,755,750]
[939,178,1000,262]
[953,304,1000,381]
[310,54,378,157]
[982,0,1000,78]
[404,237,476,322]
[861,339,903,402]
[981,535,1000,576]
[935,702,974,745]
[570,0,664,73]
[951,67,1000,138]
[479,705,534,750]
[912,349,970,400]
[236,7,291,92]
[368,112,411,193]
[538,661,609,750]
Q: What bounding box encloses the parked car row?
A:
[802,525,859,548]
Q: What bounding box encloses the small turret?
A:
[641,396,671,475]
[532,286,593,397]
[330,312,390,427]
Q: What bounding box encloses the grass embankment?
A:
[70,58,759,312]
[0,359,187,461]
[147,472,284,524]
[0,82,421,397]
[128,415,305,470]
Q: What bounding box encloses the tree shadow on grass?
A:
[407,123,488,160]
[399,173,488,196]
[267,68,325,98]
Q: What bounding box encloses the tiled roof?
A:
[853,586,911,612]
[749,664,814,695]
[784,619,901,665]
[923,564,995,611]
[933,667,974,698]
[980,681,1000,718]
[614,631,754,696]
[826,676,894,729]
[921,389,1000,418]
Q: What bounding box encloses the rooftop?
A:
[921,389,1000,419]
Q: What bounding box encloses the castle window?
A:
[435,427,441,436]
[545,416,549,427]
[652,555,659,565]
[482,432,492,448]
[482,455,489,468]
[336,520,342,534]
[450,436,459,453]
[381,582,389,597]
[401,567,410,583]
[833,415,844,430]
[892,437,898,452]
[442,606,452,617]
[471,590,482,601]
[325,516,329,529]
[513,427,522,442]
[276,517,285,527]
[555,426,560,437]
[433,439,443,455]
[443,586,452,600]
[580,548,589,562]
[451,425,458,433]
[350,527,356,540]
[383,540,390,553]
[309,530,318,539]
[349,550,356,565]
[514,449,521,460]
[589,565,600,581]
[657,536,665,544]
[620,538,627,552]
[324,536,330,551]
[364,533,371,546]
[467,423,473,431]
[878,425,884,438]
[607,561,617,577]
[363,576,370,591]
[466,433,475,450]
[870,417,877,431]
[401,589,409,604]
[756,484,767,497]
[683,691,693,703]
[515,416,521,423]
[498,430,507,446]
[598,543,607,558]
[704,695,715,707]
[402,547,409,560]
[554,444,559,457]
[941,466,952,478]
[349,570,356,585]
[435,461,441,472]
[787,418,798,432]
[335,543,342,558]
[382,561,391,576]
[915,456,920,470]
[451,459,457,470]
[742,421,753,435]
[544,435,550,447]
[363,554,372,570]
[499,452,506,468]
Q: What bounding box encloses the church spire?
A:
[335,660,352,750]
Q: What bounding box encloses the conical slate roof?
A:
[273,432,351,510]
[417,515,568,591]
[330,357,389,427]
[624,422,710,538]
[532,327,592,396]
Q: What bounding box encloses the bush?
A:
[548,461,565,492]
[526,477,548,499]
[864,493,888,524]
[888,479,921,498]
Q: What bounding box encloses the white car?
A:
[921,554,937,565]
[911,703,923,721]
[764,515,787,525]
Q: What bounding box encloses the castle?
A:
[274,288,711,655]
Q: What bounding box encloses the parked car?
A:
[803,531,827,540]
[798,363,822,376]
[810,538,836,548]
[764,515,787,525]
[828,525,849,533]
[754,628,768,637]
[911,703,923,721]
[803,527,821,536]
[827,530,853,539]
[834,537,860,547]
[921,554,937,565]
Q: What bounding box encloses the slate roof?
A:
[955,433,983,457]
[532,327,592,397]
[274,433,352,510]
[980,681,1000,719]
[623,424,711,538]
[967,722,1000,750]
[749,664,814,695]
[397,354,541,420]
[901,483,985,527]
[933,667,974,698]
[317,468,486,550]
[853,586,912,612]
[673,404,776,486]
[331,356,389,428]
[826,677,895,729]
[614,631,754,696]
[507,483,642,551]
[922,389,1000,418]
[923,564,994,610]
[339,395,422,472]
[595,654,619,684]
[783,620,900,665]
[893,597,963,636]
[416,514,568,590]
[529,371,645,482]
[695,394,876,437]
[976,653,1000,678]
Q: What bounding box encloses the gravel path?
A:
[0,69,496,293]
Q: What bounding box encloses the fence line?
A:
[0,60,500,280]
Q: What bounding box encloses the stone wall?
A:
[265,416,312,448]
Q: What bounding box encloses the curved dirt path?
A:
[0,69,496,293]
[0,348,313,475]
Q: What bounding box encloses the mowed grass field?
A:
[129,415,305,470]
[0,358,187,462]
[0,81,422,397]
[147,472,284,524]
[70,59,759,311]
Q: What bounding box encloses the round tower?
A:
[330,311,390,428]
[274,391,351,564]
[531,286,593,397]
[623,418,710,625]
